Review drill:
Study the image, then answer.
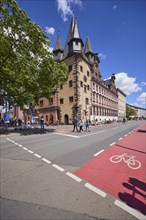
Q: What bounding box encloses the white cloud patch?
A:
[48,47,54,52]
[115,72,141,95]
[113,5,117,10]
[137,92,146,105]
[45,27,55,35]
[141,82,146,86]
[98,53,106,60]
[56,0,82,22]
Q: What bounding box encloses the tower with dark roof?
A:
[52,14,119,124]
[53,32,63,61]
[84,36,94,63]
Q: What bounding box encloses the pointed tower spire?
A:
[72,19,81,39]
[84,35,93,54]
[63,14,83,59]
[84,35,94,63]
[54,32,63,51]
[53,32,63,61]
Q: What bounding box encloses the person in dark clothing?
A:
[85,118,90,132]
[78,119,84,132]
[40,116,44,129]
[72,117,78,132]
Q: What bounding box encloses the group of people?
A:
[72,117,90,132]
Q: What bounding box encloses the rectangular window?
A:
[85,98,89,105]
[60,84,63,90]
[87,71,89,77]
[69,96,74,103]
[40,100,43,107]
[60,98,64,104]
[69,80,73,87]
[80,65,83,72]
[80,81,83,87]
[49,98,53,105]
[68,65,72,72]
[84,85,87,93]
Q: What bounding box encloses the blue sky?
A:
[17,0,146,108]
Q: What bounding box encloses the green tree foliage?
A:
[0,0,67,107]
[126,106,136,118]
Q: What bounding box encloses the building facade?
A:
[117,88,126,121]
[52,15,119,124]
[3,15,126,125]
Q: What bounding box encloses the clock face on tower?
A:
[83,75,87,82]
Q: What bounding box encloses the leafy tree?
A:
[126,105,136,118]
[0,0,67,107]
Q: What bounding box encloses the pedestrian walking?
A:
[40,116,44,129]
[72,117,78,132]
[78,119,84,132]
[85,118,90,132]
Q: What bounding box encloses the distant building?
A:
[117,89,126,120]
[126,104,146,119]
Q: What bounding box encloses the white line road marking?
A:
[34,153,41,158]
[28,150,34,154]
[115,200,145,220]
[11,140,15,143]
[124,134,128,137]
[118,138,123,141]
[18,144,22,147]
[13,142,18,145]
[85,183,106,197]
[110,142,116,146]
[42,158,51,164]
[23,147,28,150]
[52,164,65,172]
[54,133,80,138]
[94,149,105,156]
[66,172,82,182]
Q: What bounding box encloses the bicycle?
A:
[110,153,141,169]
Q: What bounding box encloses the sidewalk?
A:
[0,121,119,138]
[0,124,73,138]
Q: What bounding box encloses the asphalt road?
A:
[1,120,145,220]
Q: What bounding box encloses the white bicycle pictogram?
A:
[110,153,141,169]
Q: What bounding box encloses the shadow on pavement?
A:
[119,177,146,215]
[0,127,56,136]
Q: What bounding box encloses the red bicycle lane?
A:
[74,123,146,215]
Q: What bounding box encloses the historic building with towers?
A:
[37,14,119,125]
[9,15,122,125]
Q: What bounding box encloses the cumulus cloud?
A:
[98,53,107,60]
[45,27,55,35]
[56,0,82,22]
[137,92,146,105]
[115,72,141,95]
